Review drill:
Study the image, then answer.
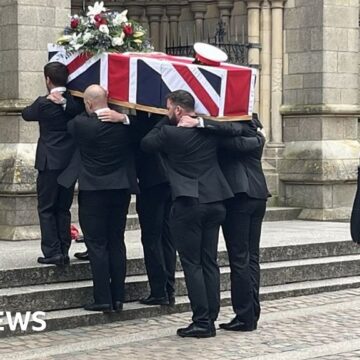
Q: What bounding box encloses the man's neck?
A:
[94,106,110,115]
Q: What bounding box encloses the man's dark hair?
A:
[44,62,69,87]
[165,90,195,112]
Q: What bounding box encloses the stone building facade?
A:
[0,0,359,241]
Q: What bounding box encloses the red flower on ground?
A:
[123,24,133,36]
[70,225,79,241]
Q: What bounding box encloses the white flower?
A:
[70,32,82,44]
[87,1,106,17]
[113,10,128,26]
[83,32,93,43]
[112,33,125,47]
[69,33,84,51]
[73,43,84,51]
[99,24,109,34]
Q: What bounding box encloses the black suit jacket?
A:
[129,112,168,190]
[217,122,270,200]
[66,112,138,193]
[22,92,83,171]
[141,123,233,203]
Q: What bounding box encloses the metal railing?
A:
[165,42,249,66]
[165,20,250,66]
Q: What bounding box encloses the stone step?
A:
[263,207,301,221]
[1,239,359,289]
[1,275,360,338]
[125,207,302,230]
[1,254,360,313]
[127,194,298,220]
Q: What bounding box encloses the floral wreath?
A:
[57,1,153,54]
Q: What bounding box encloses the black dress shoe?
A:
[177,323,214,338]
[219,317,256,332]
[37,254,64,266]
[139,295,169,306]
[74,251,89,261]
[64,255,70,265]
[84,303,112,313]
[113,301,123,312]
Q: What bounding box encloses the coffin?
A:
[48,44,256,120]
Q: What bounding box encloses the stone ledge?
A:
[0,99,32,114]
[280,104,360,116]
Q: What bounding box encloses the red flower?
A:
[123,24,133,36]
[70,225,79,241]
[70,17,79,29]
[94,14,107,28]
[94,14,102,23]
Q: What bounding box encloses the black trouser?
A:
[222,193,266,326]
[37,169,75,258]
[170,197,225,327]
[136,183,176,298]
[79,189,130,305]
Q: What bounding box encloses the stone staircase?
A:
[125,196,301,231]
[1,221,360,338]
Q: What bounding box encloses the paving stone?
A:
[0,289,359,360]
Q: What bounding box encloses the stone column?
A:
[217,0,234,31]
[189,0,208,42]
[166,4,182,46]
[259,0,279,201]
[260,0,271,137]
[0,0,72,241]
[269,0,285,145]
[245,0,261,113]
[146,2,164,51]
[126,2,145,22]
[279,0,360,220]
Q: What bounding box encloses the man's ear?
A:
[175,105,183,115]
[84,99,91,111]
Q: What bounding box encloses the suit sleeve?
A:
[201,119,246,137]
[21,97,42,121]
[140,124,168,153]
[220,133,265,153]
[64,94,85,118]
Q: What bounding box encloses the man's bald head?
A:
[83,85,108,114]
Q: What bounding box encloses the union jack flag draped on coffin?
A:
[48,44,256,120]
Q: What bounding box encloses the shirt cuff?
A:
[123,115,130,125]
[196,117,204,128]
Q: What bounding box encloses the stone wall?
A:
[0,0,72,241]
[280,0,360,220]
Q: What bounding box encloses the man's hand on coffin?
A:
[178,115,203,128]
[47,91,66,105]
[98,109,127,123]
